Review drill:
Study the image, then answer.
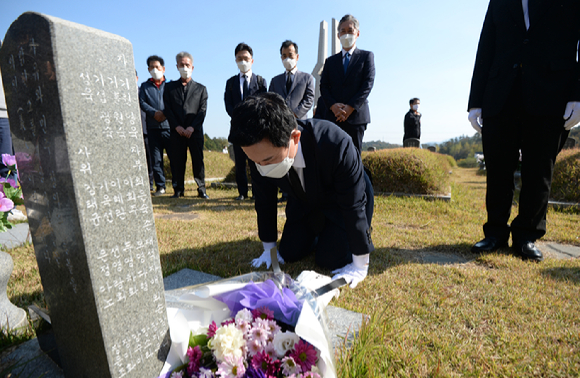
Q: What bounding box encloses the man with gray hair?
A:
[320,14,375,153]
[163,51,209,198]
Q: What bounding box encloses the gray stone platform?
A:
[0,223,31,250]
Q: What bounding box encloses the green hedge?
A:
[551,148,580,202]
[362,148,451,195]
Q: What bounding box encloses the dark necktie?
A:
[286,72,292,94]
[288,167,307,202]
[343,52,350,74]
[242,75,249,100]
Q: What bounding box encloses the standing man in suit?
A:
[229,93,374,289]
[320,14,375,153]
[269,40,315,202]
[225,43,267,200]
[468,0,580,261]
[403,97,421,143]
[163,51,209,199]
[139,55,171,197]
[269,40,315,120]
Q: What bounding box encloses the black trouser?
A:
[279,171,374,270]
[335,121,366,154]
[233,144,250,197]
[169,131,206,194]
[148,128,171,190]
[482,78,569,245]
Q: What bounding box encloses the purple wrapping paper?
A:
[214,280,303,326]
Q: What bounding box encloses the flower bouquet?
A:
[159,271,338,378]
[0,154,24,232]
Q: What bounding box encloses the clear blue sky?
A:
[1,0,490,145]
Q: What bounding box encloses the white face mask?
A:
[178,66,192,80]
[340,33,357,49]
[237,60,252,73]
[282,58,296,71]
[412,104,420,111]
[150,68,164,80]
[256,147,294,179]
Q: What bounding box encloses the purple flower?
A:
[207,321,218,338]
[289,340,317,373]
[2,154,16,168]
[242,366,266,378]
[186,346,202,375]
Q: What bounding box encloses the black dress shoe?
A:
[171,191,184,198]
[198,193,209,199]
[514,241,543,262]
[235,195,246,200]
[471,237,508,253]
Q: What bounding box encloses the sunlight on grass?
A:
[3,167,580,377]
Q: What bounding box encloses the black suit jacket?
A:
[224,73,267,117]
[320,48,375,125]
[468,0,580,118]
[251,119,374,256]
[163,79,208,138]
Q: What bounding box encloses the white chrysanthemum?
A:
[235,308,253,324]
[281,356,302,376]
[170,371,184,378]
[272,331,300,357]
[208,323,246,362]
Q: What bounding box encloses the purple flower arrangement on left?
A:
[0,154,24,232]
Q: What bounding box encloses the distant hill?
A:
[362,140,401,151]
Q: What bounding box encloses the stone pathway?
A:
[0,223,31,250]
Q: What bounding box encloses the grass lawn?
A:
[2,152,580,377]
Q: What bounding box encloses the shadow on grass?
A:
[151,196,261,214]
[541,267,580,284]
[374,244,516,268]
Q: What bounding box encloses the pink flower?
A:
[289,340,317,373]
[0,191,14,212]
[221,319,235,327]
[247,338,264,356]
[217,354,246,378]
[2,154,16,168]
[0,177,18,190]
[281,356,302,376]
[302,373,321,378]
[252,307,274,321]
[207,321,218,338]
[250,326,268,344]
[251,351,280,376]
[186,346,202,375]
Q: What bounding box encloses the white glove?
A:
[331,254,369,289]
[563,101,580,130]
[251,247,285,269]
[468,108,483,133]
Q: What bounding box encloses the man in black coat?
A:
[229,93,374,288]
[320,14,375,153]
[403,97,421,143]
[163,51,209,199]
[467,0,580,261]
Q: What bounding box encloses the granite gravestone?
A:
[0,12,169,377]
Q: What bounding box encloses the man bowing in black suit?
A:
[229,93,374,288]
[468,0,580,261]
[320,14,375,153]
